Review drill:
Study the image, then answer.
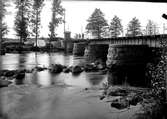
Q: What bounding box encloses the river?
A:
[0,52,141,119]
[0,52,107,88]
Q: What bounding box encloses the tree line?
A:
[0,0,64,50]
[86,8,159,39]
[0,2,161,44]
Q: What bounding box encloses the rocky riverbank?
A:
[100,85,166,119]
[0,84,145,119]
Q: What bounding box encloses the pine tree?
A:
[126,17,142,37]
[109,15,123,38]
[30,0,44,48]
[86,8,108,39]
[48,0,64,40]
[146,20,159,35]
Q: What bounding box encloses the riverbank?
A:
[100,85,166,119]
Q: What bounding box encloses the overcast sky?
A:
[4,1,167,38]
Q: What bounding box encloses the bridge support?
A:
[73,42,86,56]
[106,45,155,87]
[62,40,74,53]
[84,44,109,63]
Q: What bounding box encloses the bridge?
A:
[61,34,166,86]
[70,34,167,47]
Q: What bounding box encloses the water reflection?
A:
[86,72,107,86]
[0,52,106,88]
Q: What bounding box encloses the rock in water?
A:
[50,64,63,73]
[129,95,143,106]
[107,87,128,96]
[84,64,98,72]
[15,72,25,80]
[72,66,83,74]
[111,98,129,110]
[4,70,16,77]
[0,80,12,88]
[63,67,71,73]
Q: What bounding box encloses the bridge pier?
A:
[73,42,86,56]
[106,44,158,87]
[62,40,74,53]
[84,44,109,63]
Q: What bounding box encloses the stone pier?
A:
[73,42,87,56]
[106,44,160,86]
[62,41,74,53]
[84,44,109,63]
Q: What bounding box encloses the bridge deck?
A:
[70,34,167,47]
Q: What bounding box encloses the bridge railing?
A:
[87,34,167,48]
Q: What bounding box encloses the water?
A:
[0,52,107,88]
[0,52,142,119]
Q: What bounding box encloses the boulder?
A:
[50,64,63,73]
[35,66,47,72]
[129,95,143,106]
[84,64,98,72]
[96,64,106,70]
[111,98,129,110]
[72,66,83,74]
[108,87,128,96]
[0,80,12,88]
[63,67,71,73]
[4,70,16,77]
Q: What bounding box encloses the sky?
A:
[4,1,167,38]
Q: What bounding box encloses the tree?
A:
[145,20,159,35]
[0,0,7,54]
[109,15,123,38]
[2,22,8,38]
[14,0,31,46]
[126,17,142,37]
[86,8,108,39]
[48,0,64,40]
[30,0,44,48]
